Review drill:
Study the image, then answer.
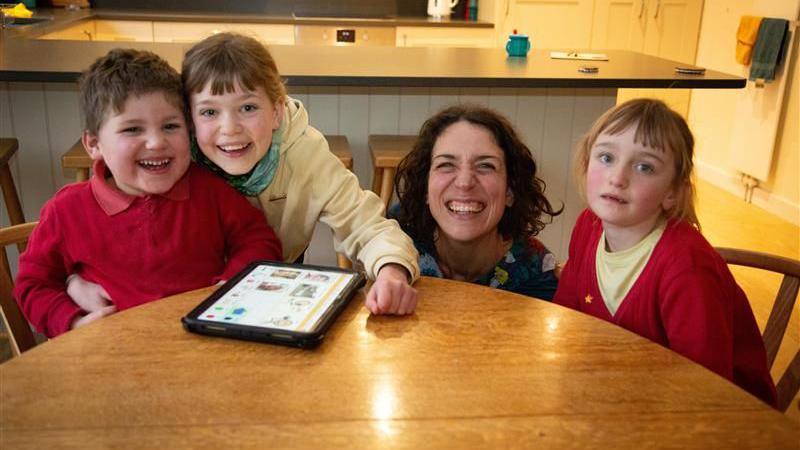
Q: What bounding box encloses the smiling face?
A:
[82,91,190,196]
[427,121,511,245]
[190,81,283,176]
[586,123,678,243]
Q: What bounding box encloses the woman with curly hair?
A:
[393,105,561,299]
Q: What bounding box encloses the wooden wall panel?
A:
[398,87,430,135]
[43,83,81,189]
[535,88,577,258]
[8,83,57,222]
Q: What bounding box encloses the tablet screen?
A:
[196,264,357,332]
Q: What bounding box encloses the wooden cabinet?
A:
[396,26,495,48]
[591,0,703,116]
[38,19,153,42]
[643,0,703,63]
[497,0,595,49]
[38,20,95,41]
[94,20,153,42]
[590,0,647,51]
[152,22,294,45]
[592,0,702,62]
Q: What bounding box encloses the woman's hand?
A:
[66,274,113,313]
[365,263,418,315]
[70,305,118,330]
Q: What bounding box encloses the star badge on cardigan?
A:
[584,294,593,304]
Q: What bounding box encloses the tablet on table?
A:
[182,261,366,348]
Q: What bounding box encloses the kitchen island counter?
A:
[0,19,744,261]
[2,15,741,88]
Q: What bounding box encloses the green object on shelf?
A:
[22,0,36,8]
[468,0,477,20]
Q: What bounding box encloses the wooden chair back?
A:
[716,247,800,412]
[0,222,38,357]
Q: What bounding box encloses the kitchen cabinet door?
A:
[643,0,703,63]
[37,20,95,41]
[152,22,294,45]
[499,0,595,50]
[153,22,213,43]
[94,20,154,42]
[590,0,646,51]
[613,0,704,117]
[396,26,495,47]
[248,24,295,45]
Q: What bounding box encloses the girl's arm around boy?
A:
[206,168,283,281]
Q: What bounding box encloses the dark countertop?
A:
[4,7,493,36]
[0,9,744,89]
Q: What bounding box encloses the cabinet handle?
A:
[653,0,661,19]
[83,30,93,41]
[638,0,645,19]
[505,0,510,18]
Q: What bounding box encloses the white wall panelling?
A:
[1,82,616,265]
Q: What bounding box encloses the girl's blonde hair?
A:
[573,98,699,228]
[182,32,287,105]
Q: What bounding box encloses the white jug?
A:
[427,0,459,18]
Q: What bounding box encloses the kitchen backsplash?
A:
[88,0,428,17]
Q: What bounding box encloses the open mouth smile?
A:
[137,158,172,172]
[217,142,252,155]
[446,200,485,214]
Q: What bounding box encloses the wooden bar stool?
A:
[0,139,26,232]
[62,139,91,183]
[368,135,416,209]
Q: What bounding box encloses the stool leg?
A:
[0,164,27,253]
[76,168,89,183]
[0,164,24,226]
[371,167,383,194]
[379,168,396,210]
[337,253,352,269]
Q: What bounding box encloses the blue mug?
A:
[506,34,531,57]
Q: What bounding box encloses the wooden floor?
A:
[694,180,800,421]
[2,179,798,420]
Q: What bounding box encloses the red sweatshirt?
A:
[15,161,282,337]
[555,209,777,407]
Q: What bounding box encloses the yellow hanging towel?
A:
[736,15,763,65]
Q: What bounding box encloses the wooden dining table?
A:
[1,277,796,448]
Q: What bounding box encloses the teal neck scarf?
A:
[190,128,282,197]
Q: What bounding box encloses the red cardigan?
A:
[15,162,282,338]
[555,209,777,407]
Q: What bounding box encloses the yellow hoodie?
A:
[252,98,420,281]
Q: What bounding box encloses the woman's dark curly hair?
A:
[394,104,561,246]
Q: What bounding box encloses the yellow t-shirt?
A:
[596,221,666,315]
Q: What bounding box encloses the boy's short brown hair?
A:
[181,32,287,104]
[78,48,184,135]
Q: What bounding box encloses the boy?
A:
[14,49,282,338]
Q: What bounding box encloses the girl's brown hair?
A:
[395,104,561,247]
[182,32,287,104]
[573,98,699,228]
